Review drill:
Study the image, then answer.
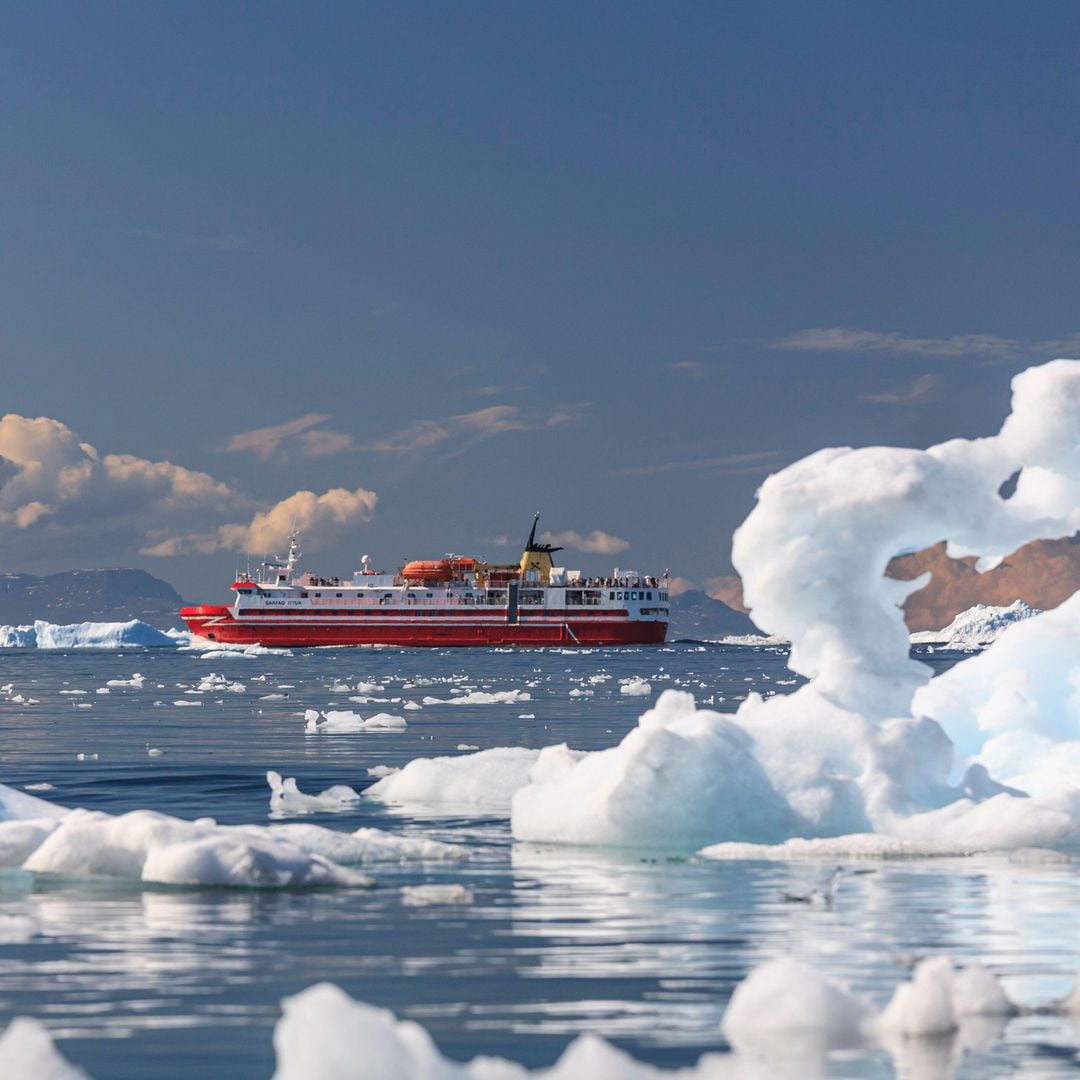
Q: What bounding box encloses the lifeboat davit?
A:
[402,557,477,583]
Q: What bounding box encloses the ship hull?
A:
[180,606,667,647]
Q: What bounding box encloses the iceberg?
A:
[0,619,177,649]
[505,359,1080,852]
[910,599,1040,649]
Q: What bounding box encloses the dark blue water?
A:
[0,643,1078,1077]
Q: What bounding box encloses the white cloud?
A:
[541,529,630,556]
[0,414,232,533]
[0,413,378,563]
[142,487,378,557]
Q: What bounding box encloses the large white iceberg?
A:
[505,360,1080,851]
[0,619,177,649]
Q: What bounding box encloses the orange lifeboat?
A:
[402,556,477,582]
[401,559,454,582]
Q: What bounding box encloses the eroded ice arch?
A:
[733,359,1080,719]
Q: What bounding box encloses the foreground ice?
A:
[271,982,741,1079]
[0,619,176,649]
[269,954,1071,1080]
[6,952,1073,1080]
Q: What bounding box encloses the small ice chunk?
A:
[619,677,652,696]
[267,771,361,816]
[366,765,399,779]
[400,883,474,906]
[305,710,407,734]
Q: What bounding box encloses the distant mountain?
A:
[668,590,758,640]
[0,569,186,628]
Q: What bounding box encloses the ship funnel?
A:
[520,512,562,582]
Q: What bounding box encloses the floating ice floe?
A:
[0,620,177,649]
[422,690,532,706]
[619,677,652,696]
[267,771,361,816]
[304,709,407,734]
[105,673,145,688]
[196,673,246,693]
[910,600,1040,650]
[400,883,474,906]
[0,777,460,887]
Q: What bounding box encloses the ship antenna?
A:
[286,528,301,578]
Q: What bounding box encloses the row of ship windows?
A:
[232,608,634,617]
[237,588,667,605]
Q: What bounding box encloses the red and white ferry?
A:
[180,515,669,647]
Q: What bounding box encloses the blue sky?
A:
[3,1,1079,599]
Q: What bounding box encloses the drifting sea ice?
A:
[303,709,407,733]
[400,883,474,906]
[0,776,462,888]
[267,771,361,815]
[422,690,532,706]
[619,676,653,696]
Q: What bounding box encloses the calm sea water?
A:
[1,643,1079,1078]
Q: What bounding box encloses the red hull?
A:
[180,605,667,647]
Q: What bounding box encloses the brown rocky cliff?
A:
[706,536,1080,632]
